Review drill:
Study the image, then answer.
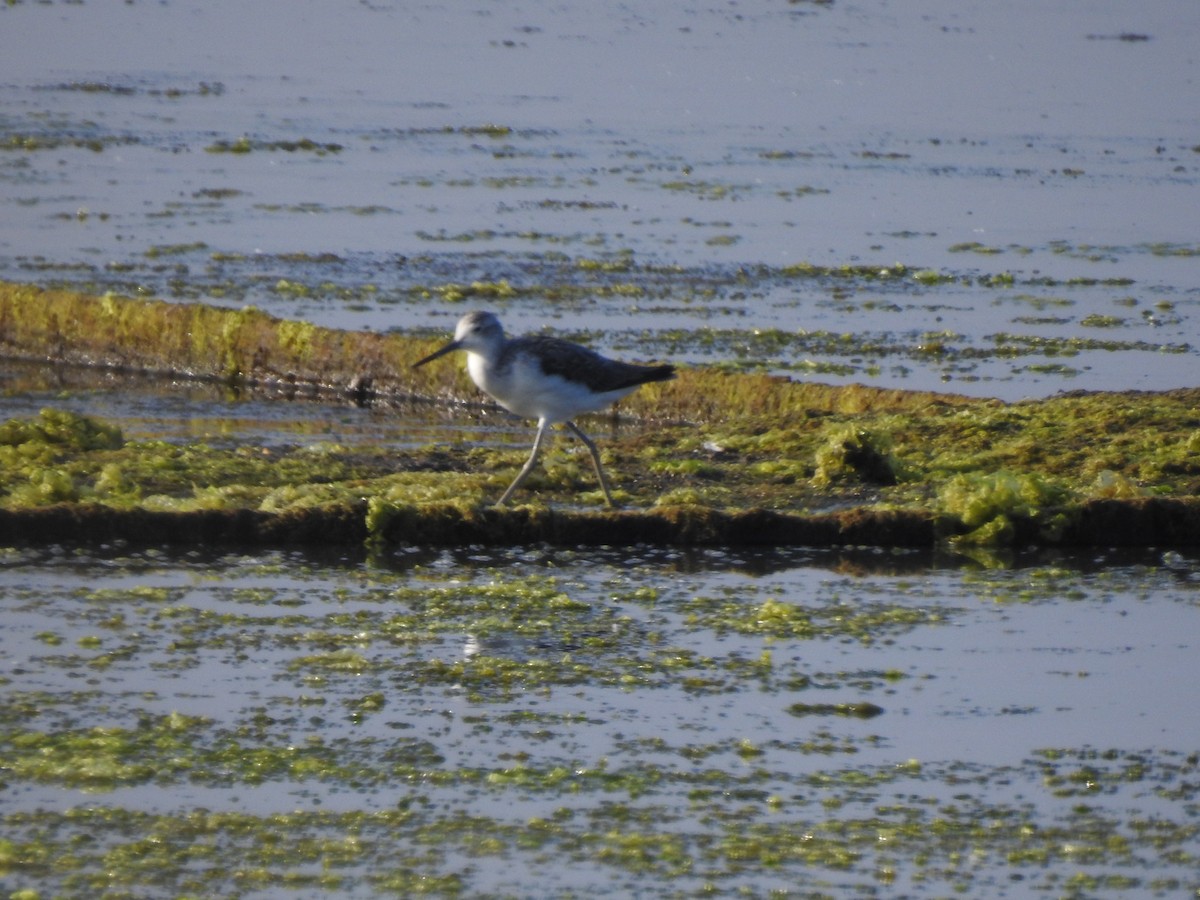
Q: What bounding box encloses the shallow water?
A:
[1,545,1198,896]
[1,0,1198,399]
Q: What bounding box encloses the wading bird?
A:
[413,311,675,506]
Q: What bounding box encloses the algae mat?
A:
[2,284,1199,549]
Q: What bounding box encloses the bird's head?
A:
[413,310,504,367]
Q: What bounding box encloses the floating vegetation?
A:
[985,331,1190,356]
[1080,314,1126,328]
[33,80,225,98]
[205,136,344,154]
[0,544,1197,897]
[786,702,886,718]
[682,590,946,641]
[1,132,139,152]
[144,241,210,258]
[256,202,397,216]
[948,241,1005,255]
[661,178,750,200]
[1142,242,1200,257]
[458,123,514,138]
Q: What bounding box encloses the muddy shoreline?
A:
[1,497,1196,550]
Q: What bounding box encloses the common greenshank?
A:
[413,311,675,507]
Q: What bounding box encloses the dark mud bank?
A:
[1,498,1196,550]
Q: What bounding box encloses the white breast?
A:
[467,350,635,423]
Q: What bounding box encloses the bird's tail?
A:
[642,363,676,384]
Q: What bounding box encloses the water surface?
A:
[2,545,1199,896]
[2,0,1197,398]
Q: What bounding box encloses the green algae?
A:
[681,590,947,643]
[812,424,903,486]
[0,132,139,153]
[938,472,1075,546]
[2,238,1183,395]
[2,750,1195,897]
[0,545,1198,896]
[205,136,343,154]
[0,407,123,453]
[1,282,1198,547]
[2,389,1199,548]
[0,282,423,397]
[786,702,886,719]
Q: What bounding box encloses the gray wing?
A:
[506,335,675,393]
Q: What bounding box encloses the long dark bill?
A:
[412,340,461,368]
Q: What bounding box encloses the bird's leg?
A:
[566,421,617,508]
[496,419,552,506]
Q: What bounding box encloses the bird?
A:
[413,311,675,507]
